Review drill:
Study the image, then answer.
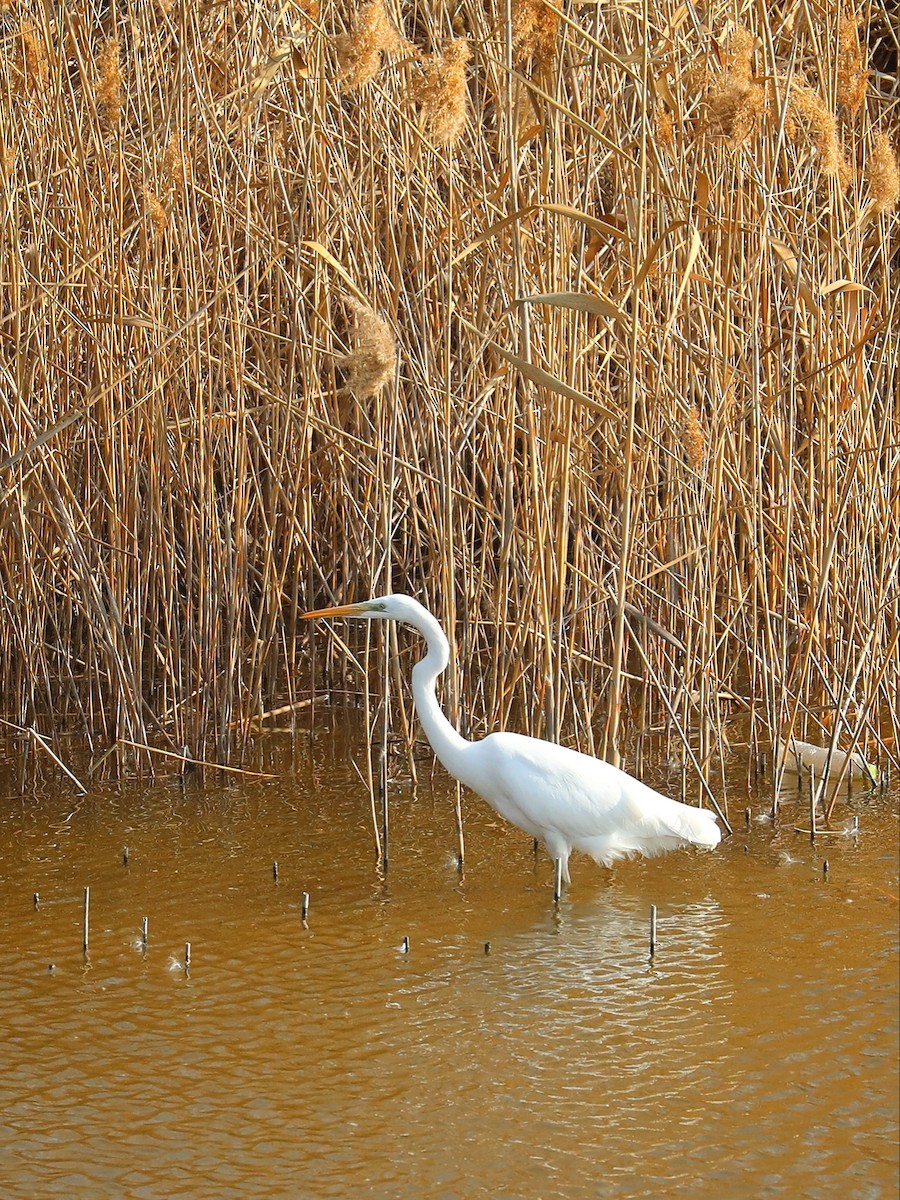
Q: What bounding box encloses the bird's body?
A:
[302,593,721,897]
[453,731,721,879]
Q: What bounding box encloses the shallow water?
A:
[1,725,897,1199]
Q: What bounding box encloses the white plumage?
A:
[302,593,722,898]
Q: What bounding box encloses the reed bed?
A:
[0,0,898,793]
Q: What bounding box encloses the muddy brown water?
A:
[1,724,897,1199]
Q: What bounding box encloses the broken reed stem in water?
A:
[453,782,465,870]
[379,742,389,872]
[117,741,278,780]
[83,887,90,953]
[0,0,895,809]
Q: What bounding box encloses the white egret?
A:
[302,594,722,899]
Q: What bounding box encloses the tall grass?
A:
[1,0,897,789]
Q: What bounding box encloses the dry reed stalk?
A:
[0,0,896,800]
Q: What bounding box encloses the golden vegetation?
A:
[512,0,561,74]
[338,297,396,399]
[788,78,852,186]
[700,24,765,147]
[334,0,403,91]
[868,131,899,212]
[412,38,471,147]
[837,11,869,115]
[0,0,897,788]
[96,38,123,127]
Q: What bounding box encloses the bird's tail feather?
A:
[580,806,721,867]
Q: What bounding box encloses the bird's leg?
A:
[553,857,563,904]
[533,838,539,857]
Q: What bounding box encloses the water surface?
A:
[1,727,897,1198]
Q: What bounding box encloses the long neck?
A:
[407,609,471,781]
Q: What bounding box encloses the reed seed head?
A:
[721,23,756,78]
[163,134,191,191]
[680,405,706,470]
[700,25,766,147]
[97,38,123,127]
[21,20,49,90]
[788,78,851,187]
[837,12,868,115]
[334,0,402,92]
[867,132,899,213]
[512,0,561,74]
[694,25,767,148]
[144,188,168,236]
[338,297,396,399]
[412,38,471,148]
[654,105,675,152]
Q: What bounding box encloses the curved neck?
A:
[407,609,471,778]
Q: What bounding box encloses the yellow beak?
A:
[301,601,370,620]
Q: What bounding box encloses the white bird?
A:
[302,594,723,900]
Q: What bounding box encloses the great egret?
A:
[302,594,722,899]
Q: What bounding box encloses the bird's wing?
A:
[473,731,631,834]
[473,731,718,851]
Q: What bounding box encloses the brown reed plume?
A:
[680,406,706,471]
[163,134,191,191]
[20,21,49,91]
[654,104,676,153]
[96,38,123,126]
[144,188,168,237]
[338,297,396,399]
[512,0,560,74]
[700,25,765,147]
[412,38,471,148]
[334,0,403,91]
[788,78,851,185]
[837,11,868,115]
[867,132,899,212]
